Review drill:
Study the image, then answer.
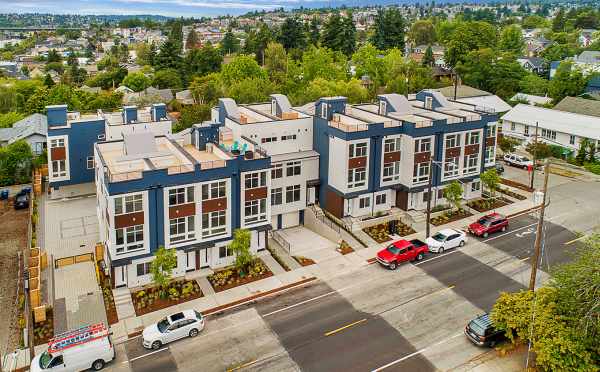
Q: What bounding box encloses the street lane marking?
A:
[124,346,169,363]
[520,257,530,261]
[324,318,367,337]
[564,235,586,245]
[262,290,338,317]
[227,359,258,372]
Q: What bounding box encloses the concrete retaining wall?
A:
[304,208,341,244]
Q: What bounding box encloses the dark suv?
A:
[465,313,506,347]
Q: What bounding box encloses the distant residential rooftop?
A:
[553,96,600,118]
[437,85,491,99]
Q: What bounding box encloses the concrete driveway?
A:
[277,226,340,262]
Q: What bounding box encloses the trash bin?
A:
[0,190,8,200]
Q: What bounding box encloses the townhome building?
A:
[212,94,319,230]
[305,91,498,219]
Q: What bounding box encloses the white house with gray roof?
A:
[0,113,47,154]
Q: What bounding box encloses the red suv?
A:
[468,213,508,238]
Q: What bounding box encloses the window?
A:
[51,160,66,178]
[382,161,400,182]
[169,186,194,206]
[169,216,195,243]
[466,131,480,145]
[445,134,460,148]
[414,138,431,153]
[510,122,516,131]
[98,134,106,140]
[202,210,226,237]
[49,138,65,148]
[271,164,283,179]
[485,146,495,164]
[569,135,576,145]
[286,185,301,203]
[86,156,94,170]
[524,125,529,136]
[413,162,430,183]
[359,196,370,209]
[286,161,301,177]
[201,181,225,200]
[321,103,328,119]
[444,156,460,177]
[375,194,387,205]
[244,199,267,224]
[219,245,233,258]
[261,137,277,143]
[245,172,267,189]
[115,224,144,253]
[281,134,297,141]
[423,191,431,202]
[541,128,556,141]
[471,181,481,192]
[349,142,368,158]
[114,194,143,215]
[464,153,479,174]
[271,188,282,205]
[384,137,401,153]
[347,168,366,188]
[486,125,497,138]
[137,262,151,276]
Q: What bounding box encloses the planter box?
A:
[430,209,473,226]
[208,259,273,293]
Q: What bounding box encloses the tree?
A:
[122,72,151,92]
[0,112,25,128]
[301,46,347,82]
[499,136,520,153]
[548,62,587,103]
[152,69,183,90]
[370,8,406,51]
[552,8,566,32]
[47,49,62,63]
[185,29,199,50]
[422,45,434,67]
[185,43,223,78]
[321,13,343,52]
[0,140,33,186]
[339,11,357,57]
[521,15,548,29]
[226,77,274,104]
[308,17,320,46]
[43,74,55,88]
[135,42,154,66]
[498,25,525,55]
[150,246,177,297]
[408,20,436,46]
[153,39,183,71]
[443,181,463,212]
[220,54,266,85]
[189,73,223,105]
[526,142,553,159]
[480,168,500,198]
[230,229,253,275]
[174,104,211,132]
[444,21,497,67]
[277,17,306,51]
[351,43,385,87]
[220,29,240,55]
[519,74,549,96]
[244,23,272,65]
[264,42,287,82]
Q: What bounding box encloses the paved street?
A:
[106,168,600,372]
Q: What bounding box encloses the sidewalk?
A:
[453,347,529,372]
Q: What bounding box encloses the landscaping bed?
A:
[336,241,354,255]
[266,246,291,271]
[98,270,118,325]
[294,256,316,266]
[33,307,53,346]
[207,259,273,293]
[363,220,416,242]
[132,280,203,316]
[467,197,512,213]
[501,178,533,192]
[498,187,527,200]
[430,209,473,226]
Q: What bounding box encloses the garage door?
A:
[282,211,300,229]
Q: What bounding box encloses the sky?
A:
[0,0,454,17]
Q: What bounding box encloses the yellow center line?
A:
[324,318,367,337]
[564,235,586,245]
[227,359,258,372]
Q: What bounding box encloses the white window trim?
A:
[202,210,227,238]
[169,215,196,243]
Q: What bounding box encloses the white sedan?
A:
[426,229,467,253]
[142,310,204,350]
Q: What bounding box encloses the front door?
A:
[115,266,127,288]
[199,248,209,268]
[186,251,196,272]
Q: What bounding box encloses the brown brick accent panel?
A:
[464,144,480,156]
[50,147,66,160]
[169,203,196,219]
[202,198,227,213]
[245,187,267,201]
[414,151,431,164]
[486,137,496,146]
[383,151,401,164]
[348,156,367,169]
[114,212,144,228]
[445,147,461,158]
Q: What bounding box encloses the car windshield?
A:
[469,320,487,336]
[39,351,53,369]
[386,245,400,254]
[477,217,492,226]
[157,318,170,333]
[431,233,446,242]
[16,195,27,202]
[194,311,203,321]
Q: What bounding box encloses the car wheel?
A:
[483,232,489,238]
[416,253,424,261]
[389,262,397,270]
[92,359,105,371]
[489,340,497,348]
[501,226,507,232]
[438,247,444,254]
[459,240,465,247]
[151,341,162,350]
[189,328,199,337]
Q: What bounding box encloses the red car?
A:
[468,213,508,238]
[376,239,429,270]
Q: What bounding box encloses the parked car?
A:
[426,229,467,253]
[142,310,204,350]
[503,153,533,169]
[376,239,429,269]
[465,313,506,347]
[494,162,505,175]
[468,213,508,238]
[14,192,30,210]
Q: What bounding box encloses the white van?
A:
[31,323,115,372]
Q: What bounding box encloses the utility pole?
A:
[528,159,550,291]
[530,121,539,189]
[425,157,433,238]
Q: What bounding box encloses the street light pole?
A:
[530,121,539,189]
[528,159,550,291]
[425,157,433,238]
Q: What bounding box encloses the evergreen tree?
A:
[422,45,434,67]
[321,13,343,51]
[552,8,566,32]
[370,8,406,51]
[43,74,55,88]
[185,29,199,50]
[308,17,320,46]
[153,39,183,71]
[220,29,240,55]
[339,11,357,57]
[278,17,306,51]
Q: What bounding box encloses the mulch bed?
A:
[336,241,354,255]
[430,209,473,226]
[33,307,54,346]
[501,178,534,192]
[294,256,316,266]
[394,221,416,237]
[467,197,512,213]
[208,259,273,293]
[498,187,527,201]
[363,223,392,243]
[98,270,118,325]
[132,280,203,316]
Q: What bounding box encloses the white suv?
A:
[142,310,204,349]
[503,153,533,169]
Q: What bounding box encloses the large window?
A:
[286,161,301,176]
[413,162,430,183]
[443,156,460,177]
[463,154,479,174]
[114,194,143,215]
[347,168,366,188]
[359,196,370,209]
[414,138,431,153]
[349,142,368,158]
[286,185,301,203]
[201,181,226,200]
[271,164,283,179]
[445,134,460,148]
[169,216,195,243]
[115,224,144,254]
[271,188,282,206]
[541,128,556,141]
[384,137,401,153]
[245,172,267,189]
[382,162,400,182]
[169,186,194,206]
[485,146,495,164]
[486,124,497,138]
[202,211,226,237]
[466,131,480,145]
[244,199,267,224]
[51,160,66,178]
